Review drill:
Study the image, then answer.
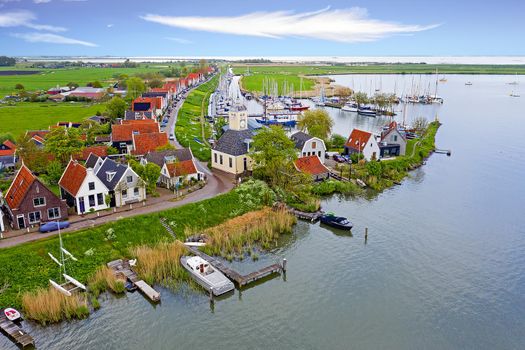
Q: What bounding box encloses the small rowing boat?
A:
[3,308,21,322]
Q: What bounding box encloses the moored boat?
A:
[181,256,235,296]
[357,106,377,117]
[3,308,21,322]
[320,214,353,231]
[341,102,358,112]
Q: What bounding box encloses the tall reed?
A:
[21,287,89,324]
[88,266,126,297]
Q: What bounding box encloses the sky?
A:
[0,0,524,57]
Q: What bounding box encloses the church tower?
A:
[228,104,248,131]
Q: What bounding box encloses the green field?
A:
[0,102,104,136]
[176,76,219,161]
[237,72,316,95]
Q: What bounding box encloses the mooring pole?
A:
[282,258,287,272]
[365,227,368,242]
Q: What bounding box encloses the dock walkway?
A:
[185,246,283,287]
[287,207,323,222]
[107,259,160,302]
[0,311,34,348]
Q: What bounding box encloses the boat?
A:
[289,102,309,111]
[40,221,70,233]
[3,308,21,322]
[507,73,519,85]
[357,106,377,117]
[341,102,358,112]
[319,213,353,231]
[510,92,520,97]
[465,82,473,86]
[439,75,447,82]
[180,256,235,296]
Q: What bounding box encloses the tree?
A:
[0,133,14,144]
[88,81,103,88]
[366,161,382,177]
[46,160,64,185]
[67,82,79,89]
[336,87,352,100]
[213,117,227,139]
[330,134,346,149]
[297,109,334,141]
[44,127,84,164]
[353,92,369,107]
[199,58,208,71]
[148,79,163,88]
[126,77,146,99]
[129,160,160,195]
[250,126,298,188]
[106,96,127,120]
[412,116,429,135]
[0,56,16,66]
[15,134,49,173]
[15,83,24,90]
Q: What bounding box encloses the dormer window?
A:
[106,172,115,182]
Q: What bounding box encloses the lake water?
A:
[2,74,525,350]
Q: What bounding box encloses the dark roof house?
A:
[213,129,254,156]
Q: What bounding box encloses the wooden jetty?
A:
[107,259,160,302]
[287,207,323,222]
[185,246,283,287]
[0,311,34,348]
[435,149,452,156]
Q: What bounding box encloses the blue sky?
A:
[0,0,523,57]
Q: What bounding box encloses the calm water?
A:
[3,74,525,350]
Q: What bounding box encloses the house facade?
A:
[141,149,202,188]
[211,106,254,175]
[380,122,407,157]
[111,119,160,154]
[344,129,380,161]
[294,155,330,181]
[59,160,109,214]
[3,165,68,230]
[291,131,327,163]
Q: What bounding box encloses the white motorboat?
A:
[181,256,235,296]
[341,102,358,112]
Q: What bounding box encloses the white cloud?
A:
[12,32,97,47]
[107,23,113,28]
[142,7,438,43]
[0,10,66,32]
[165,37,192,44]
[34,0,51,3]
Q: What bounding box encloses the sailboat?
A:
[315,86,326,106]
[508,73,519,85]
[510,91,520,97]
[439,75,447,82]
[48,223,86,296]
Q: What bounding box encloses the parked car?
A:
[333,155,346,163]
[40,221,70,233]
[169,134,175,140]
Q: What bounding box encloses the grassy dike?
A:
[175,75,219,161]
[0,181,270,311]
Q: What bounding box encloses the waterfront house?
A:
[379,121,406,157]
[344,129,380,161]
[211,105,254,175]
[59,160,109,214]
[290,131,327,163]
[294,155,330,181]
[94,158,146,207]
[141,148,202,188]
[3,164,68,230]
[111,119,160,154]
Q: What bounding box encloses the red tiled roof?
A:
[187,73,200,80]
[132,97,159,111]
[112,120,160,142]
[32,135,45,144]
[132,132,168,155]
[151,88,169,93]
[294,156,329,176]
[26,130,50,139]
[69,92,104,100]
[0,140,16,156]
[166,160,197,177]
[79,146,108,160]
[5,164,35,209]
[345,129,372,152]
[59,160,87,196]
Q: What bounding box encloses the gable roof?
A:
[59,160,87,196]
[26,130,50,139]
[95,158,129,190]
[111,120,160,142]
[165,159,198,178]
[124,110,154,120]
[0,140,16,156]
[290,131,313,150]
[5,164,36,209]
[85,153,101,169]
[345,129,373,152]
[213,129,254,156]
[132,132,169,156]
[79,146,108,161]
[294,155,329,176]
[381,121,406,142]
[144,148,193,167]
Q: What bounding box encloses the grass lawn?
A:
[0,102,105,136]
[0,187,264,309]
[176,76,218,161]
[237,72,316,95]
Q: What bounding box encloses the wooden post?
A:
[209,288,214,302]
[365,227,368,242]
[282,258,287,272]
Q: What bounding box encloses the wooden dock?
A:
[435,149,452,156]
[0,311,34,348]
[185,246,283,287]
[287,207,323,222]
[107,259,160,302]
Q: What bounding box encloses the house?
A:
[85,152,104,172]
[62,87,106,100]
[294,155,330,181]
[379,121,406,157]
[2,165,68,230]
[290,131,327,163]
[77,145,109,161]
[0,204,4,233]
[211,105,254,175]
[111,119,160,154]
[344,129,380,161]
[124,110,154,121]
[59,160,109,214]
[94,158,146,207]
[0,140,17,170]
[131,132,169,156]
[88,115,110,124]
[141,149,202,188]
[132,96,164,116]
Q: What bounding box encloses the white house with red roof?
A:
[59,160,109,214]
[344,129,380,161]
[294,155,330,181]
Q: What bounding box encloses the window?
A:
[229,157,233,168]
[89,195,95,207]
[318,151,321,157]
[48,207,60,220]
[122,189,128,198]
[303,152,306,157]
[312,141,317,149]
[214,153,217,163]
[28,211,41,224]
[106,172,115,182]
[393,135,398,142]
[134,187,139,196]
[127,176,133,183]
[219,155,223,165]
[97,193,104,206]
[33,197,45,207]
[88,182,95,191]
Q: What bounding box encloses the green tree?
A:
[250,126,298,188]
[353,92,369,107]
[129,160,160,195]
[15,134,49,173]
[297,109,334,141]
[148,79,163,88]
[44,127,84,164]
[126,77,146,99]
[366,161,382,177]
[67,82,79,89]
[213,117,227,139]
[0,133,15,144]
[412,116,429,135]
[15,83,24,90]
[89,81,103,88]
[106,96,127,120]
[46,160,64,185]
[330,134,346,149]
[0,56,16,66]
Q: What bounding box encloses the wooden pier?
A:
[0,311,34,348]
[107,259,160,302]
[287,207,323,222]
[185,246,283,287]
[435,149,452,156]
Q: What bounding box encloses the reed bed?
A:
[130,241,188,286]
[202,207,296,257]
[21,287,89,324]
[88,266,126,297]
